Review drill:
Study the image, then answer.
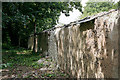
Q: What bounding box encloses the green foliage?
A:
[0,63,13,69]
[81,1,118,19]
[32,62,44,69]
[117,1,120,9]
[2,47,31,52]
[2,50,41,69]
[2,43,13,50]
[41,73,56,77]
[2,2,82,48]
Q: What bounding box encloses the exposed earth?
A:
[1,52,69,79]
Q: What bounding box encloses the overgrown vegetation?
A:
[2,49,41,69]
[2,1,120,51]
[2,50,68,78]
[1,0,120,78]
[2,2,82,78]
[2,2,82,51]
[81,0,120,19]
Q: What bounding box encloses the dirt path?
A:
[1,56,68,79]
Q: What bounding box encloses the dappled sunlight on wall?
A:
[28,9,119,78]
[54,9,119,78]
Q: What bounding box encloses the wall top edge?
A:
[43,9,118,33]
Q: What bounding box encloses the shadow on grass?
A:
[2,49,42,69]
[1,49,69,78]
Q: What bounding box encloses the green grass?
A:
[41,73,56,77]
[2,49,42,69]
[2,48,32,53]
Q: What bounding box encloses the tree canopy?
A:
[81,0,119,18]
[2,2,82,48]
[3,1,119,50]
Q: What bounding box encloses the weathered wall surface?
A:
[54,10,119,78]
[28,9,119,78]
[28,32,48,54]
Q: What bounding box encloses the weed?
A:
[32,62,44,69]
[46,73,56,77]
[2,49,41,69]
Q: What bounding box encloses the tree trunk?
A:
[33,22,36,53]
[18,36,21,47]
